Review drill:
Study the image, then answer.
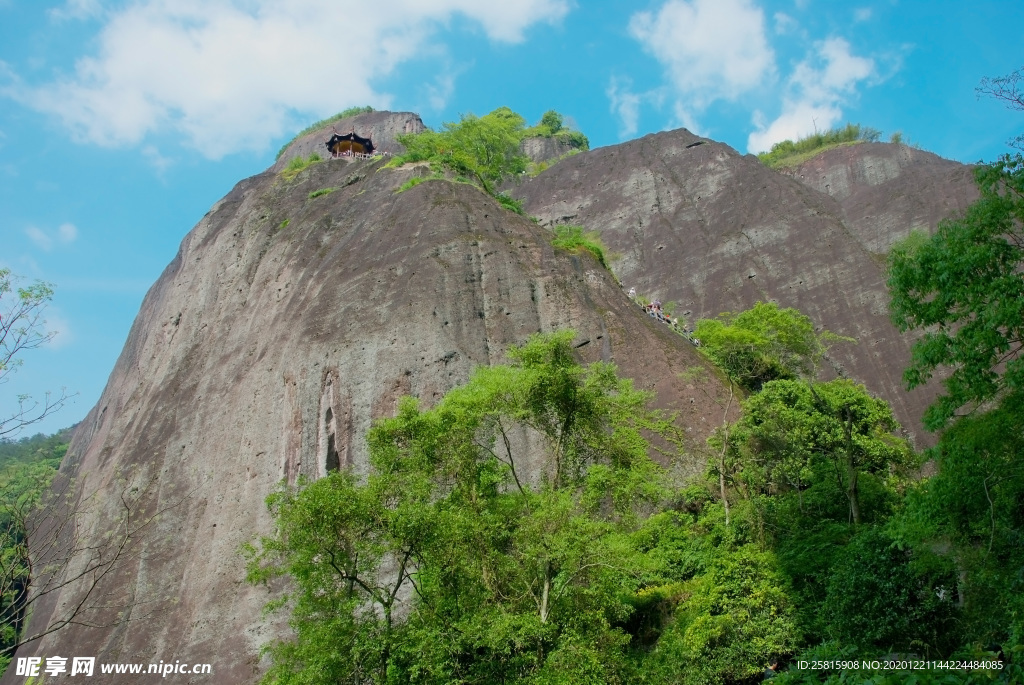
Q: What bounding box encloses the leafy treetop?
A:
[888,153,1024,429]
[693,301,848,393]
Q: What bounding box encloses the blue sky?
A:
[1,0,1021,437]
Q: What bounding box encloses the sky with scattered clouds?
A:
[1,0,1022,435]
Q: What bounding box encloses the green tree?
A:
[246,331,679,684]
[1,269,71,439]
[694,302,839,392]
[395,107,529,196]
[540,110,564,134]
[693,302,848,526]
[732,379,914,526]
[888,153,1024,430]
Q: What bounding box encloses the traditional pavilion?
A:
[325,130,375,157]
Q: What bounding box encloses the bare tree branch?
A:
[0,469,194,659]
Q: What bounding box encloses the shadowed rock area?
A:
[9,131,734,683]
[510,130,977,447]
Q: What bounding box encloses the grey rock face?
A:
[520,136,575,163]
[11,153,732,683]
[12,122,979,684]
[511,129,974,447]
[782,142,977,253]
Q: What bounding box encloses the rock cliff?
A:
[8,116,980,684]
[510,131,976,447]
[9,127,733,683]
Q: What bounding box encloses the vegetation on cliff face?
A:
[550,225,610,268]
[389,106,530,195]
[757,123,881,169]
[279,152,322,181]
[389,107,588,198]
[522,109,590,152]
[247,314,1019,683]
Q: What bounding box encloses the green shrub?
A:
[496,192,525,215]
[758,123,880,169]
[555,128,590,150]
[308,187,337,199]
[551,225,609,268]
[275,106,374,160]
[641,546,799,684]
[821,527,959,655]
[523,110,589,151]
[280,153,322,181]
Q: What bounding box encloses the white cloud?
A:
[25,226,52,251]
[747,37,874,153]
[773,11,798,35]
[5,0,569,158]
[672,101,708,137]
[853,7,872,22]
[424,70,459,112]
[57,222,78,243]
[42,309,73,350]
[49,0,103,21]
[629,0,775,109]
[607,77,643,137]
[24,223,79,251]
[142,144,173,174]
[606,77,667,138]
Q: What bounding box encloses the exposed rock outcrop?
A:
[783,142,977,253]
[511,130,975,447]
[10,144,733,683]
[8,116,982,684]
[520,135,576,163]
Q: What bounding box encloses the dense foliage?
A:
[888,153,1024,430]
[0,429,69,670]
[757,123,881,169]
[247,332,803,684]
[390,107,588,199]
[885,150,1024,677]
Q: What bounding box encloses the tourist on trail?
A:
[628,287,637,299]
